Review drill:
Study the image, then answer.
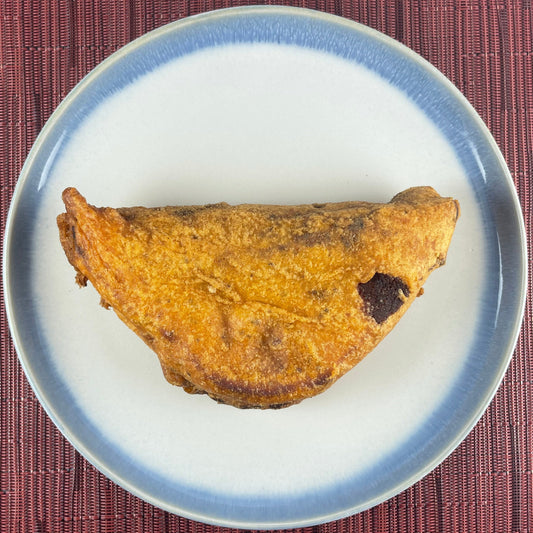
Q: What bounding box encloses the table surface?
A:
[1,1,531,532]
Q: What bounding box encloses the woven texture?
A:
[1,1,531,532]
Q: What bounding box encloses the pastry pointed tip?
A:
[62,186,78,202]
[62,187,88,212]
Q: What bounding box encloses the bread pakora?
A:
[57,186,459,408]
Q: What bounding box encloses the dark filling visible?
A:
[358,273,410,324]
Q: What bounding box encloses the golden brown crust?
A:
[57,186,459,408]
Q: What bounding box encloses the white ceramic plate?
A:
[3,6,527,529]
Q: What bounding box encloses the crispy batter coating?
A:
[57,187,459,408]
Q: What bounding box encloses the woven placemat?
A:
[1,1,531,532]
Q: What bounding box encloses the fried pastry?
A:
[57,186,459,408]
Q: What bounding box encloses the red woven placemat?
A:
[1,1,531,532]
